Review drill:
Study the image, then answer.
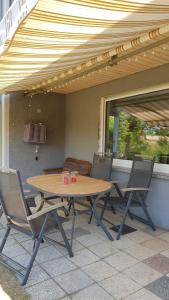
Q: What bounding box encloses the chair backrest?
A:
[0,169,29,224]
[90,152,113,180]
[127,156,154,189]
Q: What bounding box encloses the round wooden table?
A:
[27,174,113,240]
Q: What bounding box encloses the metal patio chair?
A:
[100,156,156,240]
[88,152,114,223]
[67,152,114,221]
[0,169,73,286]
[90,152,113,180]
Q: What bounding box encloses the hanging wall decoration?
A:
[23,122,47,160]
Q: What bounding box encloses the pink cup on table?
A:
[62,171,70,184]
[71,171,78,183]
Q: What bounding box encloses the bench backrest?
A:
[63,157,92,176]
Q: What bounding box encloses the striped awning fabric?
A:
[123,99,169,126]
[0,0,169,94]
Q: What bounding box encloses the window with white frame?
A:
[104,89,169,164]
[0,0,12,20]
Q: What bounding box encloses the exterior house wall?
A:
[9,92,65,185]
[65,63,169,162]
[65,64,169,229]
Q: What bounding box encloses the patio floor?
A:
[0,203,169,300]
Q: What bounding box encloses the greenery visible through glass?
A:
[107,111,169,164]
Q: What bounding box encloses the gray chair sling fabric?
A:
[88,152,114,224]
[0,169,73,285]
[90,152,113,180]
[100,156,156,240]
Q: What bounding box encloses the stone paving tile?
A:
[21,239,49,253]
[65,227,91,239]
[53,240,84,256]
[35,245,63,263]
[100,273,141,300]
[124,243,156,260]
[82,260,118,282]
[144,254,169,274]
[127,231,152,243]
[124,288,161,300]
[88,241,118,258]
[124,262,162,286]
[13,232,32,243]
[0,227,6,236]
[71,283,115,300]
[69,248,99,267]
[111,236,137,250]
[14,253,37,268]
[76,233,105,247]
[26,279,65,300]
[4,242,27,258]
[125,219,148,230]
[104,251,138,271]
[159,232,169,243]
[143,227,166,237]
[141,238,169,253]
[25,265,50,288]
[54,269,93,294]
[161,248,169,259]
[146,275,169,300]
[46,230,64,243]
[41,256,76,277]
[1,235,19,246]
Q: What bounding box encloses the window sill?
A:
[112,159,169,180]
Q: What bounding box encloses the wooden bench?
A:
[43,157,92,176]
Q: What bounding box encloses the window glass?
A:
[105,100,169,164]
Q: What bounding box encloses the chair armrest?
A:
[109,180,121,184]
[27,201,67,221]
[43,167,63,174]
[24,193,38,199]
[121,187,149,192]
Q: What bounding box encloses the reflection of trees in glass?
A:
[118,112,148,159]
[107,116,114,151]
[107,110,169,163]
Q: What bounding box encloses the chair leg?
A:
[137,193,156,231]
[128,209,134,220]
[0,226,10,253]
[68,202,72,214]
[92,193,113,241]
[88,196,94,224]
[100,199,107,221]
[22,213,49,285]
[61,198,69,217]
[70,199,76,248]
[116,193,133,240]
[54,210,73,258]
[111,205,116,214]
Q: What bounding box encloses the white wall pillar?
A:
[1,95,9,168]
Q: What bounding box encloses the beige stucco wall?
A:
[9,92,65,183]
[65,63,169,162]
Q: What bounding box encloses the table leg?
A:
[71,198,76,248]
[92,192,113,241]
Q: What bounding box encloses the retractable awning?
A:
[0,0,169,94]
[109,89,169,126]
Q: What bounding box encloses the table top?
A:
[27,174,112,197]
